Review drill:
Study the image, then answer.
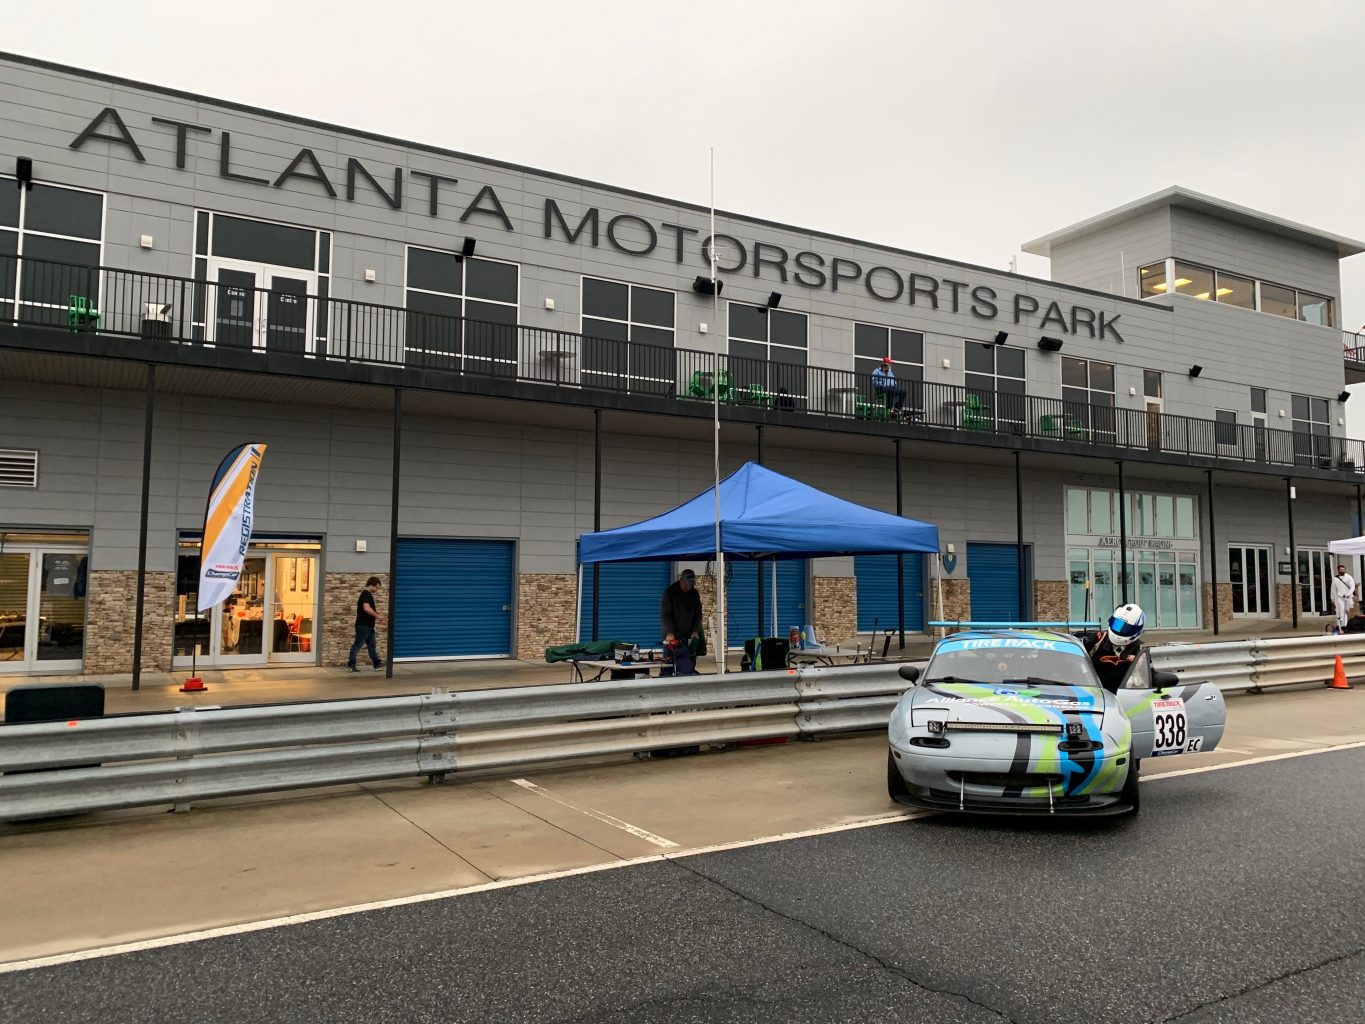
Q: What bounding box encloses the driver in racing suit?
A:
[1087,603,1145,694]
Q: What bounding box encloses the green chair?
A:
[855,392,890,421]
[1041,413,1089,440]
[737,382,772,408]
[962,393,992,430]
[715,369,733,402]
[686,370,713,399]
[67,295,102,333]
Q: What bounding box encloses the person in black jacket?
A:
[661,568,705,651]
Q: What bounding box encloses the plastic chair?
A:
[737,382,772,408]
[856,392,890,421]
[67,295,101,333]
[962,393,992,430]
[686,371,712,399]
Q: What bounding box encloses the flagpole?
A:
[711,147,726,675]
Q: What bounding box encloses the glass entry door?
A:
[0,545,87,672]
[1297,548,1332,617]
[1229,545,1273,616]
[208,259,315,354]
[174,548,319,668]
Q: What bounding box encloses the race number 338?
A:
[1151,697,1188,757]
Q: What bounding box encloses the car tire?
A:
[1119,758,1141,816]
[887,749,910,803]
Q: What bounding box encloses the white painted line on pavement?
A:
[508,778,679,848]
[1141,737,1365,781]
[8,740,1364,976]
[0,811,927,975]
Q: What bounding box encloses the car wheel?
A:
[887,749,910,803]
[1119,758,1141,816]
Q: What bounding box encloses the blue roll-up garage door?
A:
[967,542,1029,623]
[579,562,672,647]
[393,539,514,658]
[855,555,924,632]
[726,560,807,644]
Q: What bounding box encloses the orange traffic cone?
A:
[1331,655,1351,690]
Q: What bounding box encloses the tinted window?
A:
[632,286,673,328]
[0,187,18,229]
[195,212,209,255]
[996,346,1024,378]
[730,339,766,361]
[465,299,517,326]
[1215,410,1237,446]
[213,215,314,270]
[729,303,767,342]
[770,310,807,348]
[582,316,628,342]
[889,329,923,364]
[583,278,628,319]
[1251,387,1266,414]
[18,236,99,303]
[964,341,994,374]
[317,232,331,275]
[1062,356,1087,388]
[408,247,461,293]
[854,323,886,359]
[24,184,102,239]
[1090,362,1114,392]
[0,229,15,299]
[1291,394,1309,420]
[465,258,517,304]
[1144,370,1162,398]
[406,290,460,319]
[633,325,673,348]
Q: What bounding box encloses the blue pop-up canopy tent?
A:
[579,462,939,563]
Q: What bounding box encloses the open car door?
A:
[1116,650,1226,759]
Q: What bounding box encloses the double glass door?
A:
[174,551,318,667]
[209,259,314,354]
[1229,545,1273,616]
[0,543,88,673]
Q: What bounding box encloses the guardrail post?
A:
[172,706,200,813]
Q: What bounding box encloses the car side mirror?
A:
[898,665,921,683]
[1152,669,1179,690]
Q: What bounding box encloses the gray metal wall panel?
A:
[1048,208,1171,297]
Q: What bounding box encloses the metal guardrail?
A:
[5,252,1363,474]
[2,638,1359,822]
[1151,632,1365,694]
[0,664,908,820]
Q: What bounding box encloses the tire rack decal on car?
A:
[922,682,1112,798]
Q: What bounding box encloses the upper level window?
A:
[1172,262,1215,300]
[405,247,519,374]
[582,278,675,347]
[728,303,809,406]
[1062,356,1115,439]
[1138,256,1334,326]
[1138,262,1167,297]
[965,341,1025,428]
[1144,370,1163,399]
[1215,409,1238,447]
[1291,393,1331,464]
[1214,270,1254,309]
[1,179,104,325]
[1251,387,1266,415]
[581,278,675,393]
[853,323,923,380]
[1298,292,1333,327]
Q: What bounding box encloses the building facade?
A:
[2,52,1364,678]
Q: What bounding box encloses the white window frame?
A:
[725,299,809,364]
[1,176,107,322]
[852,321,924,379]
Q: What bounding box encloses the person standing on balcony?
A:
[347,576,386,671]
[871,357,906,416]
[1332,564,1356,633]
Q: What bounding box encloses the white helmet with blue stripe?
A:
[1107,604,1145,648]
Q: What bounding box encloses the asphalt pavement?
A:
[3,746,1361,1024]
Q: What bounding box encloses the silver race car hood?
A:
[910,680,1107,730]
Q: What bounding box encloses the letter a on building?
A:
[197,443,268,612]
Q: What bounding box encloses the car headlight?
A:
[927,719,945,735]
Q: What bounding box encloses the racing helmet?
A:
[1107,604,1145,648]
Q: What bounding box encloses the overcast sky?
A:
[7,0,1365,328]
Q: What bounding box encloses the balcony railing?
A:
[4,253,1363,474]
[1344,330,1365,364]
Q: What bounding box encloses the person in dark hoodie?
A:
[660,568,705,653]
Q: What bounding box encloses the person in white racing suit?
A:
[1332,564,1356,633]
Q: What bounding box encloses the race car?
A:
[887,629,1225,816]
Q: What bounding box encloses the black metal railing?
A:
[4,252,1363,474]
[1344,332,1365,365]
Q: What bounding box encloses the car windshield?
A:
[924,637,1100,689]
